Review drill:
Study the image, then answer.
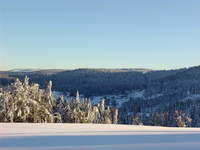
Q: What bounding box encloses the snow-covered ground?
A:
[91,90,145,107]
[1,123,200,150]
[53,90,146,107]
[183,94,200,101]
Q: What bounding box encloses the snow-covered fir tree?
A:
[0,77,118,124]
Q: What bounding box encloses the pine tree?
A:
[0,77,118,124]
[112,109,118,124]
[75,91,80,103]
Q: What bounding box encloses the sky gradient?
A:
[0,0,200,70]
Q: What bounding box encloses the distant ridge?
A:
[8,69,38,72]
[8,69,66,75]
[5,68,153,73]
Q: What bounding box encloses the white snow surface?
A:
[91,90,145,107]
[183,94,200,101]
[1,123,200,150]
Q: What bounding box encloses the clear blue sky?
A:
[0,0,200,70]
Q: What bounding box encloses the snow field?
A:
[1,123,200,150]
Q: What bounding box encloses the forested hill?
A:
[2,66,200,127]
[0,66,199,97]
[145,66,200,97]
[1,68,150,96]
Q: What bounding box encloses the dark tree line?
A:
[119,97,200,127]
[1,66,200,127]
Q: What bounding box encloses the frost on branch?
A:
[0,77,118,124]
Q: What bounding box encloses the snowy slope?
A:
[91,90,145,107]
[1,123,200,150]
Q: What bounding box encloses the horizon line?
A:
[1,65,200,72]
